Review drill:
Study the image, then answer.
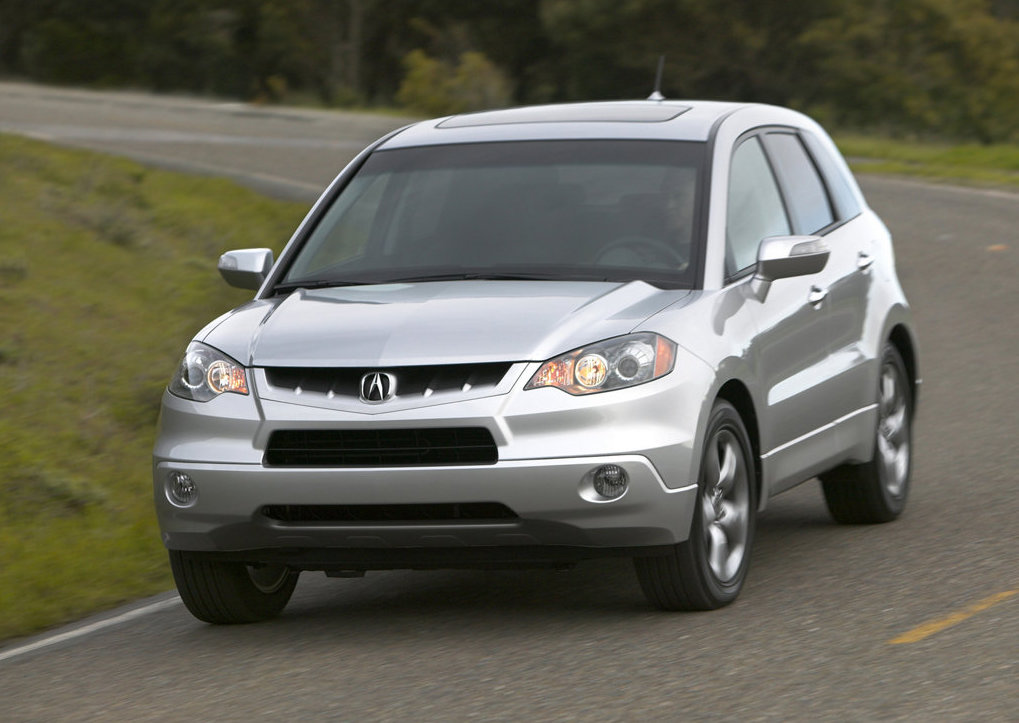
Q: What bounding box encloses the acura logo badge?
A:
[360,372,397,403]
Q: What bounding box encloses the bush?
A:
[397,49,512,116]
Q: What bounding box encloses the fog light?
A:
[166,471,198,507]
[592,464,629,499]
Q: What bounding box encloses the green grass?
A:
[836,135,1019,189]
[0,134,308,641]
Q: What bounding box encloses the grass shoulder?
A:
[836,134,1019,190]
[0,134,308,642]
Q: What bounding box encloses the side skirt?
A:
[760,404,878,499]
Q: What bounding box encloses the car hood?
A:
[201,280,690,367]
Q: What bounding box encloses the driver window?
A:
[726,136,790,277]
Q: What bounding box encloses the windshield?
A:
[279,140,705,290]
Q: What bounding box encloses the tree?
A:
[799,0,1019,141]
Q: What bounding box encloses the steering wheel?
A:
[595,236,686,268]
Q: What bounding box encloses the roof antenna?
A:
[648,55,666,101]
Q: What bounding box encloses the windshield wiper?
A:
[273,270,616,293]
[272,279,365,294]
[385,271,610,283]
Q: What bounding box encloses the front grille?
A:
[264,427,498,467]
[263,363,512,401]
[261,502,518,523]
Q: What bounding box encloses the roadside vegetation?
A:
[1,0,1017,143]
[838,136,1019,190]
[0,134,307,641]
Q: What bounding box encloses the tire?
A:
[169,550,299,624]
[634,401,756,611]
[820,343,912,524]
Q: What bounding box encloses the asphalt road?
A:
[0,82,1016,721]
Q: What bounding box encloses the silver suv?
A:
[154,101,919,623]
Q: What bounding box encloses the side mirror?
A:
[218,248,274,290]
[750,236,829,301]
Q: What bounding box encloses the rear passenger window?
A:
[763,133,834,234]
[800,131,862,221]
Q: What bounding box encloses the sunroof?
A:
[437,103,690,128]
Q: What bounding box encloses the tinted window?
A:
[281,141,705,289]
[726,137,790,276]
[764,133,834,234]
[800,131,862,221]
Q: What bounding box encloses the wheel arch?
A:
[715,379,764,511]
[887,323,919,415]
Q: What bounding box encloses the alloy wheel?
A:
[700,428,751,583]
[877,361,910,499]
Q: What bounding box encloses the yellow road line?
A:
[888,590,1017,644]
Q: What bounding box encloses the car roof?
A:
[378,100,763,149]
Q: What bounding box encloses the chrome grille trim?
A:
[263,363,512,401]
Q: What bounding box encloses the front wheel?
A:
[634,401,757,611]
[820,343,913,524]
[169,550,299,624]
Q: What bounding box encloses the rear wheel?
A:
[169,550,299,624]
[820,343,912,524]
[634,401,756,611]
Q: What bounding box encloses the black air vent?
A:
[264,427,498,467]
[261,502,518,523]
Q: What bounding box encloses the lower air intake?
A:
[264,427,498,467]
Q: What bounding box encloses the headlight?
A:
[525,332,676,395]
[168,342,249,402]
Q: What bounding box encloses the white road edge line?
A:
[0,596,182,664]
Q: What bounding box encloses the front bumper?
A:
[154,455,698,565]
[153,357,712,568]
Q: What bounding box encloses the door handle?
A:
[857,251,875,271]
[808,285,828,307]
